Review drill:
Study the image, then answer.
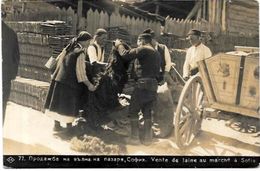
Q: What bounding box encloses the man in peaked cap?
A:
[143,28,175,88]
[183,29,212,80]
[143,28,176,138]
[114,33,161,146]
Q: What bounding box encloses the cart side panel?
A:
[198,60,216,104]
[205,53,241,105]
[240,56,259,110]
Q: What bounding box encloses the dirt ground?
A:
[3,102,260,156]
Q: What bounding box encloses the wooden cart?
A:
[174,50,259,149]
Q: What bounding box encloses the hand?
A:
[171,62,176,67]
[85,81,96,91]
[158,79,165,86]
[113,39,122,48]
[87,83,96,92]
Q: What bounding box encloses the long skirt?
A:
[44,81,83,123]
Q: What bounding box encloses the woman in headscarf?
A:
[44,31,95,133]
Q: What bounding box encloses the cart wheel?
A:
[174,75,204,149]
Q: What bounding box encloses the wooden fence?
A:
[164,16,221,37]
[6,4,218,38]
[83,8,161,37]
[84,9,220,37]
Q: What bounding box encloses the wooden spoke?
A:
[179,118,191,135]
[174,75,204,149]
[196,84,202,102]
[179,113,191,123]
[185,118,194,144]
[191,82,198,107]
[197,91,204,106]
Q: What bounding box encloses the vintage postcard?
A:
[1,0,259,168]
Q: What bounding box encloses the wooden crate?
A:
[198,52,259,118]
[10,77,49,112]
[18,65,51,82]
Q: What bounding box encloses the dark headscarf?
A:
[65,31,92,52]
[77,31,92,41]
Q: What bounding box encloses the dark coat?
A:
[44,46,85,117]
[2,21,20,118]
[52,46,84,90]
[2,21,20,84]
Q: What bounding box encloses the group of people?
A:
[1,20,212,146]
[2,15,212,145]
[44,29,108,131]
[43,26,212,146]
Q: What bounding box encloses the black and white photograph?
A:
[1,0,260,168]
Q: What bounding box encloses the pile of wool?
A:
[70,135,122,155]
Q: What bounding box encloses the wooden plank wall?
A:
[226,1,259,36]
[208,0,258,37]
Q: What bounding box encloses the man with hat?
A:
[143,28,175,87]
[183,29,212,80]
[114,33,161,145]
[143,28,175,138]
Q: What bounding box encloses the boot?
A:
[65,123,75,135]
[128,119,141,145]
[142,119,153,146]
[53,120,63,132]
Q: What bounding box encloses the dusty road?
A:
[3,102,260,156]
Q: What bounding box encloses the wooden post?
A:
[203,0,206,20]
[77,0,83,18]
[196,6,202,21]
[155,4,160,14]
[186,0,202,20]
[222,0,227,33]
[216,0,222,25]
[77,0,83,33]
[212,0,216,24]
[208,0,212,23]
[22,2,26,13]
[115,6,119,15]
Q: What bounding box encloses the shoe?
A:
[53,121,63,132]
